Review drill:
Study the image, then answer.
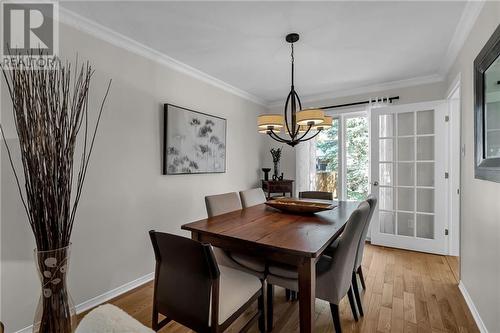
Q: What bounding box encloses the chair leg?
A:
[267,284,274,332]
[285,288,291,301]
[152,310,158,331]
[329,303,342,333]
[347,287,358,322]
[352,272,364,317]
[357,266,366,290]
[258,291,265,333]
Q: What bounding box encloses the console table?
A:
[262,179,294,199]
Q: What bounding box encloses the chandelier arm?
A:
[292,91,303,137]
[283,90,293,137]
[267,129,292,143]
[295,123,313,141]
[290,89,297,138]
[295,90,303,110]
[297,128,323,142]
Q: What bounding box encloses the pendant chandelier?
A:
[257,33,331,147]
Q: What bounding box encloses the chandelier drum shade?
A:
[257,33,329,146]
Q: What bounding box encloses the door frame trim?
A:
[446,73,461,258]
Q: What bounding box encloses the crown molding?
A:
[58,2,481,110]
[439,0,485,76]
[57,7,267,106]
[267,73,444,108]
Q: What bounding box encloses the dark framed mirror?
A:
[474,24,500,182]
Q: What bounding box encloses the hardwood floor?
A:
[81,244,478,332]
[445,255,460,283]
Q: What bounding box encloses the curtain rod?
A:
[319,96,400,110]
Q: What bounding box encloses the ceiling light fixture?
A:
[257,33,327,147]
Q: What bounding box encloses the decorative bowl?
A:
[265,197,335,214]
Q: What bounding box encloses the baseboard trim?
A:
[458,280,489,333]
[13,272,154,333]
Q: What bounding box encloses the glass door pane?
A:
[377,109,436,239]
[314,118,339,199]
[345,116,369,200]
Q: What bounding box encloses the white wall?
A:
[0,22,267,332]
[445,2,500,332]
[265,80,447,183]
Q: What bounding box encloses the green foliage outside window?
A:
[315,116,369,201]
[345,117,369,200]
[316,121,339,173]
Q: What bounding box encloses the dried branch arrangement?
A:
[1,54,111,332]
[270,147,282,163]
[0,56,111,251]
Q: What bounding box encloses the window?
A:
[314,119,339,199]
[345,116,369,200]
[313,111,369,201]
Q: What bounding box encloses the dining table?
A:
[181,200,359,333]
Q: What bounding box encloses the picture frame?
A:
[474,24,500,183]
[163,104,226,175]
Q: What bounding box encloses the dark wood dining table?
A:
[181,200,359,333]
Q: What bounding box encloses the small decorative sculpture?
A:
[262,168,271,181]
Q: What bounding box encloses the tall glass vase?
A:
[33,245,76,333]
[273,161,280,179]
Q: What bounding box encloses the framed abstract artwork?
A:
[163,104,226,175]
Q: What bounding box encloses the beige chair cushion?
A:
[211,265,262,325]
[268,255,334,280]
[212,247,265,279]
[268,263,298,279]
[239,188,266,208]
[230,253,266,273]
[76,304,154,333]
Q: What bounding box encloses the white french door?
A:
[370,101,448,254]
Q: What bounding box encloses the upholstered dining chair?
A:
[239,188,267,208]
[266,202,371,333]
[350,194,377,316]
[323,194,377,317]
[298,191,333,200]
[149,231,265,333]
[205,192,267,279]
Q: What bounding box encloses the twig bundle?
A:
[270,147,282,163]
[1,55,111,251]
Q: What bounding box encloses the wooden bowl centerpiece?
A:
[265,197,335,214]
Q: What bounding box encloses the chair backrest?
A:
[299,191,333,200]
[239,188,266,208]
[205,192,242,217]
[354,194,377,270]
[317,202,370,304]
[149,231,219,332]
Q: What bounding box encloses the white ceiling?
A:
[61,1,469,105]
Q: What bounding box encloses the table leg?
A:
[298,257,315,333]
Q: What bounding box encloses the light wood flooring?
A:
[81,244,476,332]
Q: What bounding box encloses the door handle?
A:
[371,181,379,186]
